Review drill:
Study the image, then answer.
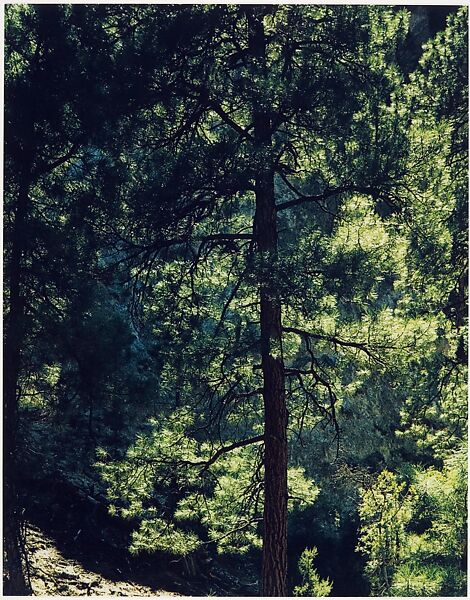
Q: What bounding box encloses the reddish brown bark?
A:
[255,165,288,597]
[249,10,288,595]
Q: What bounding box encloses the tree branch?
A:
[210,102,254,141]
[275,171,394,215]
[198,435,264,473]
[275,172,348,214]
[127,434,264,475]
[283,326,385,364]
[33,143,81,177]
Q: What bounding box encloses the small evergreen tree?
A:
[294,547,333,597]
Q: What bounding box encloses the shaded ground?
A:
[25,522,259,597]
[26,524,177,596]
[21,478,260,597]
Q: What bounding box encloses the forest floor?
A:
[17,476,259,596]
[23,517,259,597]
[26,524,178,596]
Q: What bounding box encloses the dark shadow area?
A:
[24,478,260,596]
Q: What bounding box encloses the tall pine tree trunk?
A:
[4,178,31,595]
[249,9,288,596]
[254,160,288,597]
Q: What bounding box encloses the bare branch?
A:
[275,171,346,214]
[213,246,254,338]
[33,143,81,177]
[210,102,254,141]
[275,171,396,217]
[283,326,385,364]
[197,435,265,473]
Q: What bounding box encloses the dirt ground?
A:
[25,524,179,596]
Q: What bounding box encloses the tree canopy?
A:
[4,4,467,597]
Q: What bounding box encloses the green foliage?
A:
[358,448,467,596]
[5,3,466,595]
[389,563,448,597]
[357,470,415,595]
[401,7,467,330]
[98,410,319,557]
[130,518,201,557]
[294,547,333,597]
[401,448,468,596]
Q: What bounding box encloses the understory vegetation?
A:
[4,4,467,597]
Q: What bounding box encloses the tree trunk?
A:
[3,483,30,596]
[4,178,32,595]
[249,10,288,595]
[255,162,288,597]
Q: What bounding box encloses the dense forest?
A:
[4,4,468,597]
